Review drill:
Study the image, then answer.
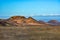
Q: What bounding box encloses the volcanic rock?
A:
[0,19,11,26]
[7,16,41,26]
[38,20,46,24]
[8,16,26,24]
[25,17,38,23]
[48,20,60,25]
[48,20,59,23]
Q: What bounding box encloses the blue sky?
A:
[0,0,60,17]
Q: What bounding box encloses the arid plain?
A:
[0,16,60,40]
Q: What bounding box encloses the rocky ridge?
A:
[0,16,60,26]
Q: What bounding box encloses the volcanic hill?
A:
[6,16,41,26]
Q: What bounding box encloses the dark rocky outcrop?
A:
[38,20,46,24]
[48,20,60,26]
[0,19,10,26]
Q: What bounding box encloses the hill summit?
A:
[7,16,40,26]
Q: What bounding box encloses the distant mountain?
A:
[48,20,60,26]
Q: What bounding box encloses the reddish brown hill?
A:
[7,16,40,25]
[9,16,26,20]
[0,16,49,26]
[25,17,38,23]
[8,16,26,24]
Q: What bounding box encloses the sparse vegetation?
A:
[0,16,60,40]
[0,25,60,40]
